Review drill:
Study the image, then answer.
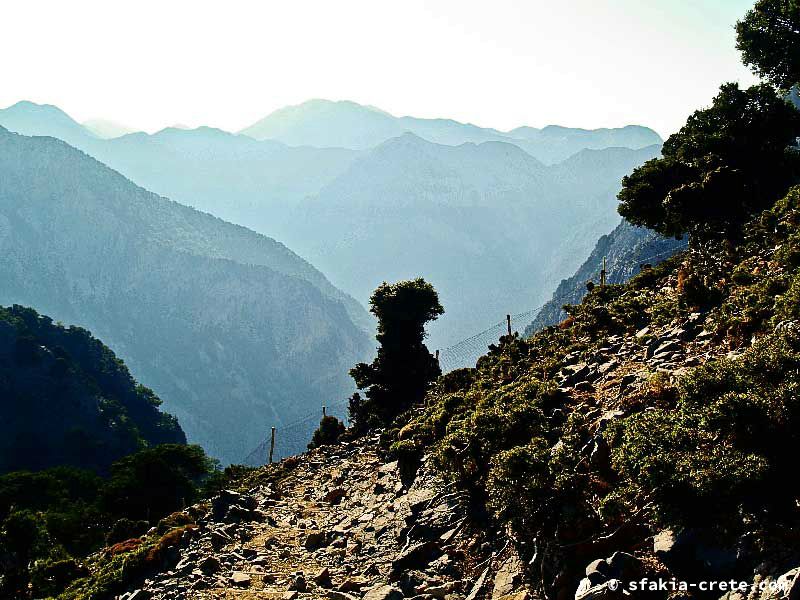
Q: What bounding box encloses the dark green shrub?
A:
[106,518,150,545]
[29,557,88,597]
[610,330,800,529]
[308,416,346,449]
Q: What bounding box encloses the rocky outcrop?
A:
[115,433,532,600]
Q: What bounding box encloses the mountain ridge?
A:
[0,126,372,463]
[238,98,663,163]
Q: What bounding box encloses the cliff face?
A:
[525,220,687,335]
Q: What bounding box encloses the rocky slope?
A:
[0,127,371,464]
[79,432,529,600]
[525,221,687,335]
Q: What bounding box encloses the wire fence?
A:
[437,244,686,372]
[240,242,688,465]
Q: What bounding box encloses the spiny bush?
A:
[610,329,800,530]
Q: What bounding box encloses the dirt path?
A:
[130,433,493,600]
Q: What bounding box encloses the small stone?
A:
[210,529,232,549]
[313,566,332,587]
[652,529,676,558]
[230,572,251,588]
[493,553,525,600]
[304,529,326,550]
[392,540,442,574]
[338,577,367,592]
[324,487,347,504]
[199,555,221,575]
[289,572,307,592]
[363,585,404,600]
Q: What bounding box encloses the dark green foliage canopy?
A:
[736,0,800,90]
[0,443,217,598]
[0,305,185,475]
[618,83,800,238]
[308,415,346,449]
[101,444,215,521]
[349,279,444,430]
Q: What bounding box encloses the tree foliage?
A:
[0,444,217,598]
[0,304,185,475]
[618,83,800,238]
[736,0,800,90]
[349,278,444,430]
[308,415,346,449]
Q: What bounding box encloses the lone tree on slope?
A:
[349,278,444,431]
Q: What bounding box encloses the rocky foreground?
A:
[117,432,525,600]
[115,301,800,600]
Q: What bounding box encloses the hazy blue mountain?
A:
[0,101,98,145]
[82,118,138,139]
[279,134,662,348]
[0,127,371,463]
[240,99,399,149]
[0,100,661,349]
[524,220,687,336]
[239,99,662,164]
[0,102,361,263]
[0,304,185,474]
[510,124,665,164]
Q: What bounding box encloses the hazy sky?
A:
[1,0,758,138]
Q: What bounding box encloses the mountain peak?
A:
[0,100,97,143]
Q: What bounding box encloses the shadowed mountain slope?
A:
[0,127,372,463]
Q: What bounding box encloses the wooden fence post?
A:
[268,427,275,464]
[600,257,607,287]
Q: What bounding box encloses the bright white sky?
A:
[0,0,759,138]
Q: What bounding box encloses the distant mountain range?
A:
[0,126,371,464]
[280,134,662,346]
[0,101,360,234]
[239,99,662,164]
[0,99,662,350]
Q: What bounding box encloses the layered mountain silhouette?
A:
[239,99,662,164]
[0,102,360,235]
[0,127,371,463]
[280,134,662,346]
[0,100,661,349]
